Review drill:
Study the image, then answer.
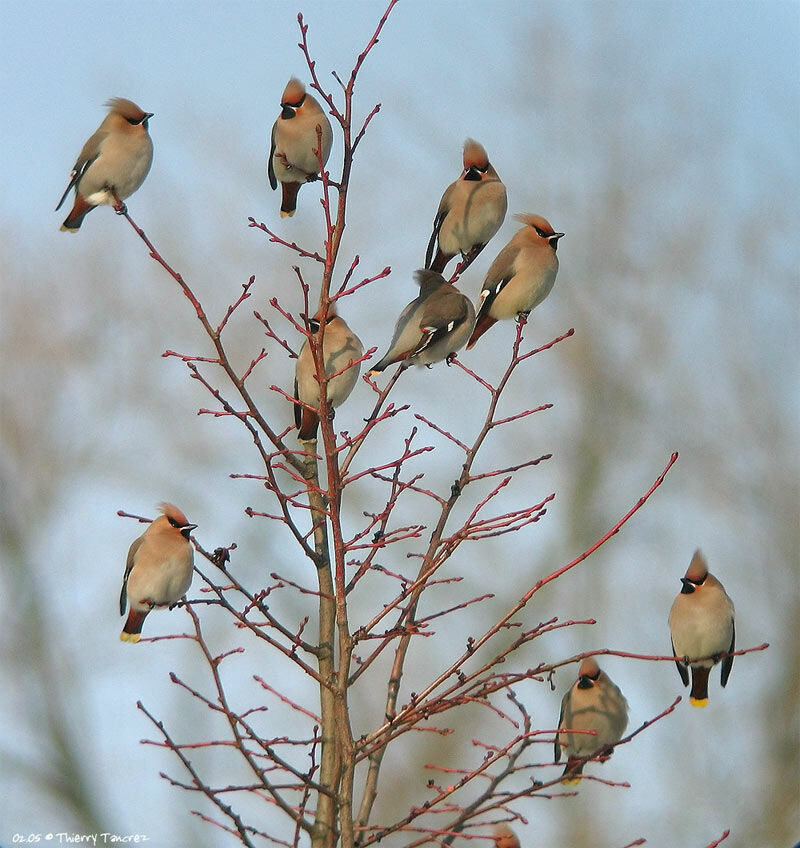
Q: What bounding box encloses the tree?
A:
[60,5,768,847]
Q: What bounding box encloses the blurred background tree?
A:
[1,1,797,846]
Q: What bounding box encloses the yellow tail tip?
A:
[120,631,141,643]
[689,697,708,708]
[280,210,295,218]
[60,225,79,233]
[561,776,582,785]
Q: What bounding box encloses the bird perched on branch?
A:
[119,503,196,643]
[425,138,507,274]
[555,658,628,783]
[268,77,332,217]
[294,308,363,441]
[668,550,735,707]
[56,97,154,232]
[467,214,563,349]
[370,270,475,373]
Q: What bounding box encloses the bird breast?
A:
[669,593,733,665]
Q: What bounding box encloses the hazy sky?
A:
[2,1,798,847]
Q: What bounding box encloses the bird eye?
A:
[167,517,180,528]
[534,227,546,237]
[308,319,320,332]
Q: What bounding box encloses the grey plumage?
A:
[370,270,475,373]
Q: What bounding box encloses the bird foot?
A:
[445,352,458,366]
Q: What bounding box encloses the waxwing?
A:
[467,214,563,348]
[555,658,628,783]
[370,270,475,373]
[668,550,735,707]
[268,77,333,217]
[57,98,153,232]
[119,503,195,643]
[425,138,507,274]
[294,309,363,441]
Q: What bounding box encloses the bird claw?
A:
[445,352,458,366]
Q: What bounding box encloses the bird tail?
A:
[280,182,301,217]
[120,609,148,643]
[466,313,496,349]
[60,194,94,232]
[689,666,711,707]
[561,758,584,785]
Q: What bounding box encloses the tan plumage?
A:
[370,270,475,373]
[294,309,363,441]
[56,97,154,232]
[425,138,507,274]
[668,550,735,707]
[555,658,628,784]
[467,213,563,349]
[119,503,196,643]
[268,77,333,217]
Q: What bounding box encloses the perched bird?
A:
[370,270,475,373]
[492,824,520,848]
[555,658,628,784]
[425,138,507,274]
[467,214,563,349]
[56,98,154,232]
[668,550,735,707]
[294,308,363,441]
[119,503,196,643]
[268,77,332,217]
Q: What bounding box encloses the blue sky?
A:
[1,1,798,846]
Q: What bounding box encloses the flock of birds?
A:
[56,80,736,795]
[54,83,564,442]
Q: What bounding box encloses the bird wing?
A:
[268,122,278,190]
[414,288,469,356]
[293,377,302,430]
[119,535,144,614]
[55,155,98,211]
[425,209,448,269]
[554,697,566,763]
[474,272,512,327]
[424,182,454,267]
[671,636,690,686]
[56,126,111,210]
[720,620,735,687]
